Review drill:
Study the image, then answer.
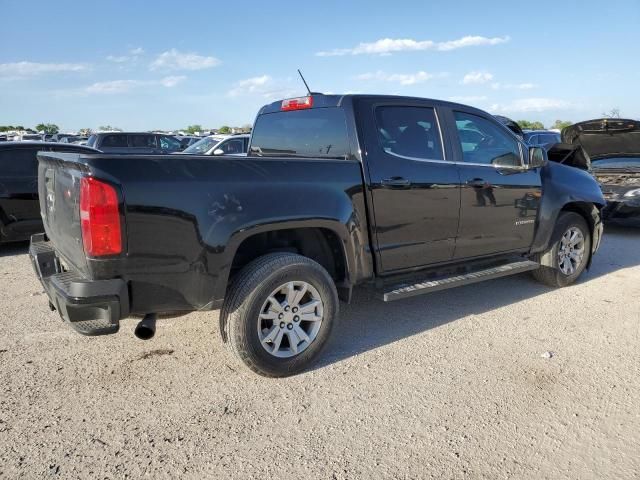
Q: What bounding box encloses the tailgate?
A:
[37,152,90,274]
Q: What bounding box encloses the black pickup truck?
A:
[30,94,605,376]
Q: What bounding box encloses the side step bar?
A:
[382,260,539,302]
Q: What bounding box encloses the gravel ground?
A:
[1,227,639,479]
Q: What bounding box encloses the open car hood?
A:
[561,118,640,160]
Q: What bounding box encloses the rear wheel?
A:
[531,211,591,287]
[220,253,338,377]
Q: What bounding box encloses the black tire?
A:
[531,211,591,288]
[220,253,338,377]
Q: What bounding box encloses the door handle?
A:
[466,178,486,187]
[381,177,411,188]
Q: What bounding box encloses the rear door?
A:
[356,98,461,273]
[442,108,541,259]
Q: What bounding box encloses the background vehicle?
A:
[50,133,75,143]
[176,136,201,150]
[18,134,43,141]
[561,118,640,224]
[0,142,99,244]
[86,132,183,154]
[524,130,561,150]
[181,134,249,155]
[30,94,604,377]
[59,135,89,145]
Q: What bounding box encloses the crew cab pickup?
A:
[30,94,605,376]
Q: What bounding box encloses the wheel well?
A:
[560,202,596,233]
[230,228,347,283]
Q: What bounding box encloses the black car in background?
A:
[0,142,99,244]
[87,132,183,154]
[525,130,561,150]
[560,118,640,224]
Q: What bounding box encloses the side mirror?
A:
[528,146,547,168]
[213,148,224,156]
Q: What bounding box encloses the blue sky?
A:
[1,0,638,131]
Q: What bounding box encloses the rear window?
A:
[101,134,127,148]
[250,108,350,159]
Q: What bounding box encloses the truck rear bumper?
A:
[29,233,129,336]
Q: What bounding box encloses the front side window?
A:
[158,135,181,151]
[375,106,444,160]
[454,112,521,167]
[218,138,244,154]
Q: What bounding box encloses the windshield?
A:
[591,156,640,169]
[183,136,224,154]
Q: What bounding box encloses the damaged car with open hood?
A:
[552,118,640,225]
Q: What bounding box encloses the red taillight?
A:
[79,177,122,256]
[281,96,313,111]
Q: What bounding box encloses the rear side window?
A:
[101,134,127,148]
[250,108,350,159]
[0,149,38,176]
[375,106,444,160]
[129,134,157,148]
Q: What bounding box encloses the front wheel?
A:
[220,253,338,377]
[531,211,591,288]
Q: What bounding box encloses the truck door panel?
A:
[444,109,542,258]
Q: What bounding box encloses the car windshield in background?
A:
[591,157,640,169]
[183,136,224,154]
[250,108,350,159]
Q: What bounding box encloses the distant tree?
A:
[35,123,60,134]
[185,124,203,134]
[517,120,544,130]
[550,120,572,131]
[218,125,231,134]
[79,128,92,136]
[240,123,253,133]
[98,125,122,132]
[601,108,621,119]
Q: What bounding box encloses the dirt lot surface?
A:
[1,227,639,479]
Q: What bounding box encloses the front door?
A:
[357,100,461,273]
[446,109,542,259]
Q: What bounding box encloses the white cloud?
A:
[227,75,299,99]
[448,95,489,103]
[160,75,186,87]
[316,35,509,56]
[150,49,220,71]
[106,55,129,63]
[106,47,145,64]
[0,61,88,77]
[85,76,186,94]
[491,82,537,90]
[461,71,494,85]
[356,70,436,85]
[489,98,571,114]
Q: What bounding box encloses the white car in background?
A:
[180,134,249,156]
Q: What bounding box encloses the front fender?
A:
[531,161,605,255]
